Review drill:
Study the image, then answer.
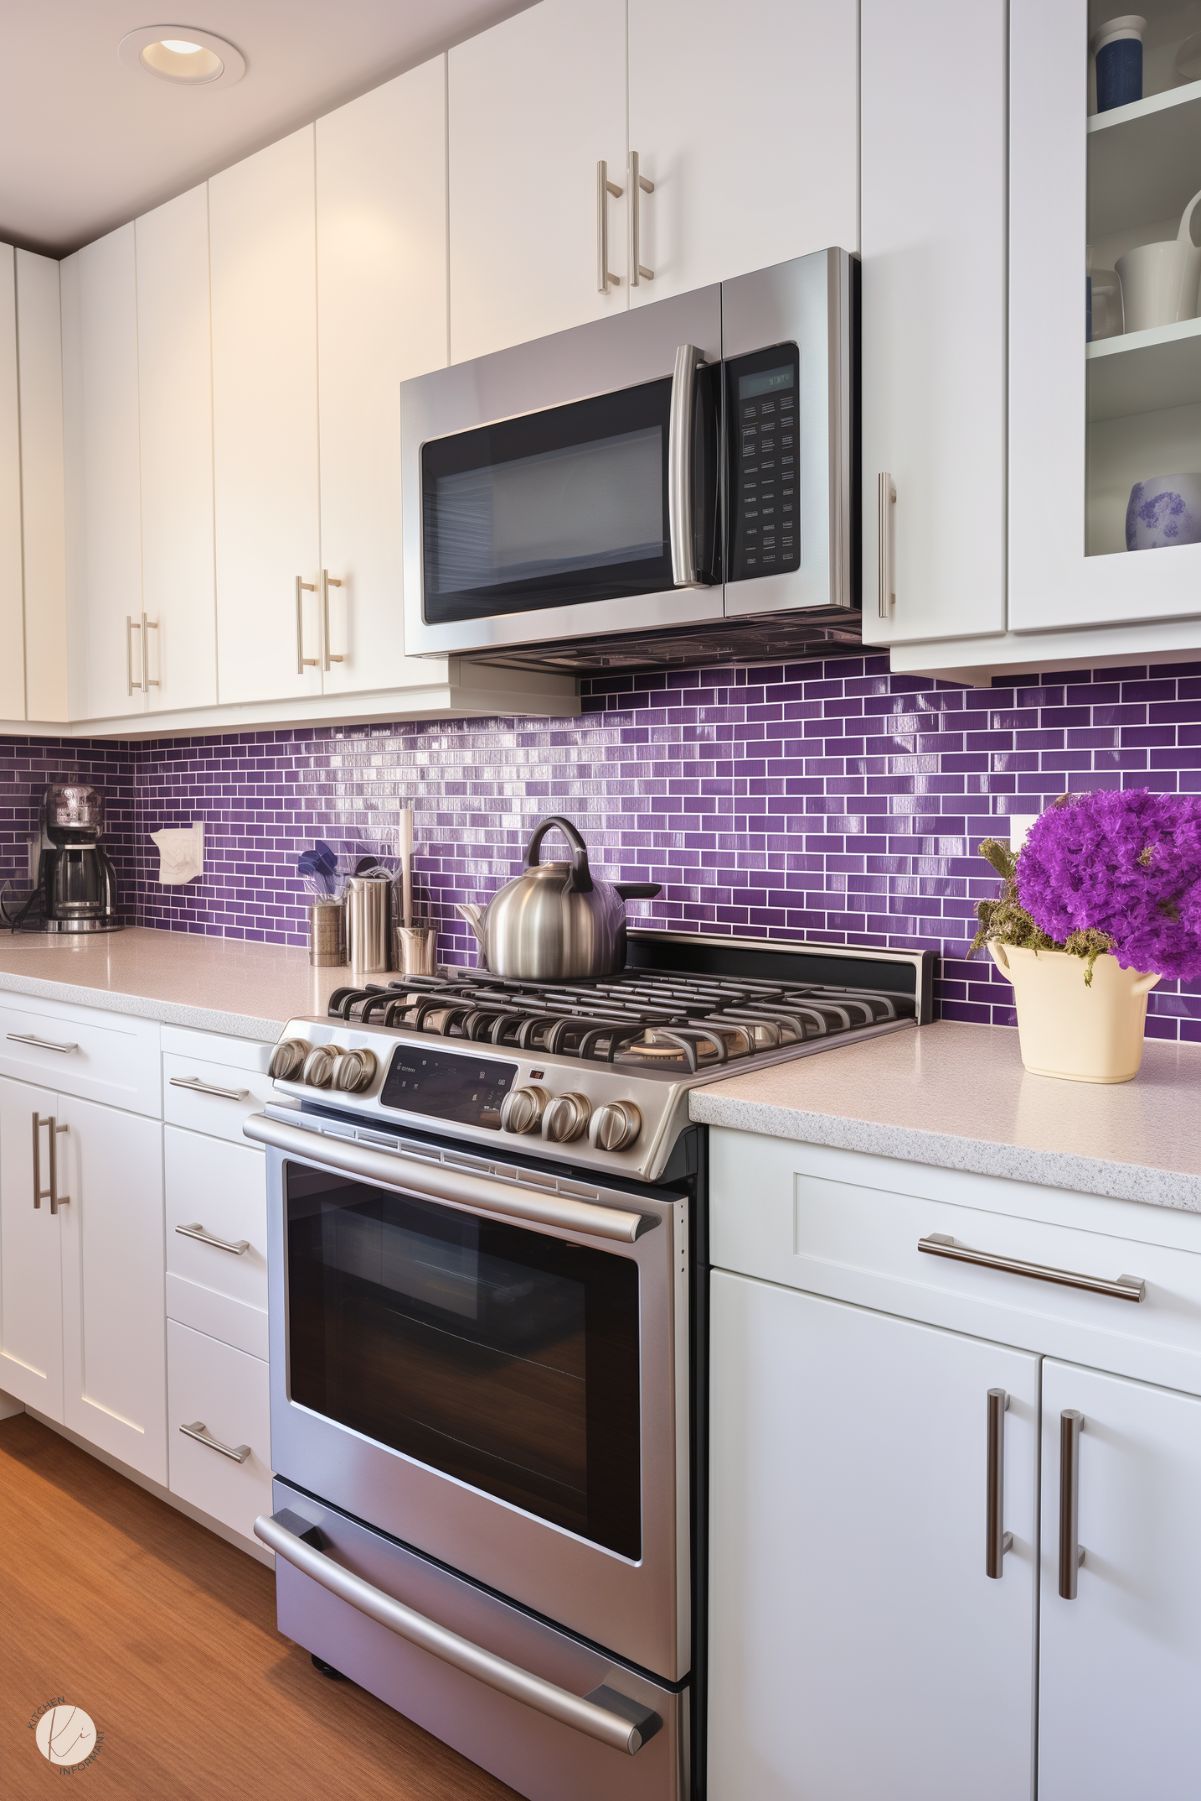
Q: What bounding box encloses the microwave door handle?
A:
[668,343,703,587]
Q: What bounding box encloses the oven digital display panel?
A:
[381,1047,517,1129]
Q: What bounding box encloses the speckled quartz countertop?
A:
[0,928,370,1040]
[689,1019,1201,1213]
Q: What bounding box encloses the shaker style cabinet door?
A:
[57,1096,166,1483]
[860,0,1008,643]
[16,249,68,725]
[210,126,321,705]
[0,1078,63,1419]
[627,0,858,308]
[316,57,450,694]
[61,225,143,721]
[136,183,217,714]
[1010,0,1201,630]
[1039,1361,1201,1801]
[708,1273,1038,1801]
[448,0,629,362]
[0,244,24,720]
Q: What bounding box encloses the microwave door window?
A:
[421,379,675,622]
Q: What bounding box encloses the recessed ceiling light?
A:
[119,25,246,88]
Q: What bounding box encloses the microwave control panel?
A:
[726,342,801,581]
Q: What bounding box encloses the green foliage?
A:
[968,837,1113,985]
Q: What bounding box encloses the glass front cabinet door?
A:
[1010,0,1201,633]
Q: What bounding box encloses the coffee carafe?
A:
[38,783,121,933]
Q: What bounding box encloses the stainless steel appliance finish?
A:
[264,1481,687,1801]
[252,934,931,1801]
[401,249,854,670]
[344,875,391,973]
[456,815,661,981]
[34,782,122,934]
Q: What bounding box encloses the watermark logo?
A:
[28,1700,103,1773]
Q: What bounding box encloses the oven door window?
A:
[284,1162,643,1559]
[420,378,678,624]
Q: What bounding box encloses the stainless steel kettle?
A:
[456,816,660,981]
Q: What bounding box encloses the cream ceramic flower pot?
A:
[988,943,1160,1083]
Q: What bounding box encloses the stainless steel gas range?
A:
[247,932,933,1801]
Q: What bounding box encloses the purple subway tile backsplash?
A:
[0,654,1200,1038]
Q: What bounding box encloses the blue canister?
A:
[1093,15,1145,112]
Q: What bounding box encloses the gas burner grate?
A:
[327,968,914,1071]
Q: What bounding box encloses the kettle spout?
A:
[455,902,487,952]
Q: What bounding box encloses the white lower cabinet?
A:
[167,1320,271,1543]
[164,1127,268,1360]
[709,1131,1201,1801]
[0,1076,65,1417]
[708,1272,1038,1801]
[1038,1362,1201,1801]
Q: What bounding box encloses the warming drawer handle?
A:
[255,1510,661,1755]
[242,1112,651,1245]
[917,1232,1145,1303]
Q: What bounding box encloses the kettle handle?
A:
[524,816,593,894]
[614,882,662,901]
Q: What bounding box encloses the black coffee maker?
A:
[37,783,121,933]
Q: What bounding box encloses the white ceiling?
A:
[0,0,532,255]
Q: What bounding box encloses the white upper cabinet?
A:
[16,251,68,724]
[210,127,321,705]
[861,0,1008,645]
[0,247,24,720]
[449,0,629,362]
[316,58,449,694]
[1010,0,1201,634]
[627,0,858,307]
[136,184,217,714]
[61,224,142,722]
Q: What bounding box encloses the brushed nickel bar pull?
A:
[629,149,654,286]
[1058,1409,1085,1599]
[295,576,319,673]
[141,612,160,689]
[48,1122,68,1215]
[180,1420,251,1463]
[321,571,345,668]
[243,1111,650,1244]
[918,1232,1145,1303]
[986,1387,1013,1579]
[876,472,895,620]
[126,615,143,694]
[31,1111,51,1210]
[595,160,623,293]
[8,1032,79,1055]
[169,1075,250,1103]
[668,343,703,588]
[175,1221,251,1256]
[256,1509,660,1754]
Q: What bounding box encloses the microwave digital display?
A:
[726,342,801,582]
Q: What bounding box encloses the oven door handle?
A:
[243,1112,651,1244]
[255,1510,661,1755]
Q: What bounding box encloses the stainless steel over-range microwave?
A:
[400,249,856,672]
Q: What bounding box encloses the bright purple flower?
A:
[1016,790,1201,982]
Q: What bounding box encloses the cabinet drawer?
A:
[167,1320,271,1544]
[164,1128,268,1357]
[0,992,159,1115]
[163,1037,273,1143]
[710,1132,1201,1397]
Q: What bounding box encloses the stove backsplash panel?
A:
[0,654,1199,1038]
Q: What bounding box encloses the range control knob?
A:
[268,1037,311,1081]
[500,1085,550,1135]
[333,1047,378,1094]
[589,1100,642,1153]
[301,1044,339,1089]
[542,1092,592,1145]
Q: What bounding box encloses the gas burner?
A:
[326,969,911,1072]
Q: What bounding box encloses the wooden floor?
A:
[0,1415,520,1800]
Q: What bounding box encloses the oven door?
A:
[253,1113,690,1682]
[401,284,724,658]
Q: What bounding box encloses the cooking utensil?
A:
[456,815,660,981]
[398,806,414,930]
